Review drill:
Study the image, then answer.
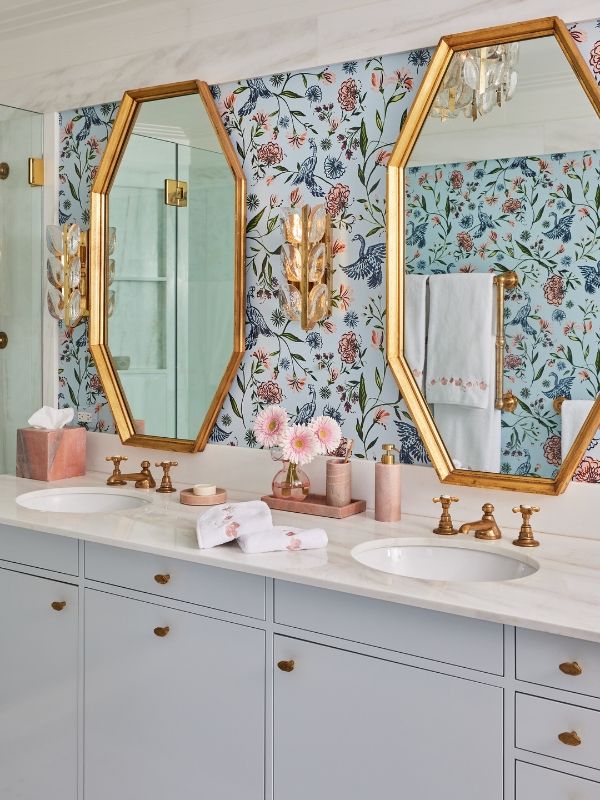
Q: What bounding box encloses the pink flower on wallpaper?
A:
[449,170,463,189]
[543,435,562,467]
[543,275,566,306]
[376,149,391,165]
[573,456,600,483]
[374,409,390,424]
[332,240,346,256]
[257,141,284,165]
[87,136,100,153]
[338,331,359,364]
[505,354,523,370]
[326,183,350,217]
[257,380,283,404]
[289,187,302,206]
[287,132,307,148]
[224,93,235,109]
[371,71,383,90]
[394,69,414,90]
[338,78,358,111]
[589,41,600,74]
[502,198,522,213]
[371,329,383,348]
[457,232,474,252]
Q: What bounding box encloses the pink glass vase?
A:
[272,460,310,501]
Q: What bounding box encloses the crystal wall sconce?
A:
[46,224,115,328]
[280,204,333,331]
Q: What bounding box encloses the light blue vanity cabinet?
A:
[0,566,78,800]
[84,588,265,800]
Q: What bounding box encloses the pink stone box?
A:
[261,494,366,519]
[16,426,86,482]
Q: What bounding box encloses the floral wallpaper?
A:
[57,18,600,482]
[406,149,600,479]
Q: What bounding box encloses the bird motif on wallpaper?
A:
[238,78,272,117]
[507,292,536,336]
[514,449,532,476]
[542,372,575,401]
[342,235,386,289]
[245,286,273,351]
[544,211,575,244]
[209,423,232,443]
[473,203,496,238]
[406,219,428,249]
[579,261,600,294]
[394,421,428,464]
[294,385,317,425]
[291,139,325,198]
[507,157,536,178]
[75,106,108,143]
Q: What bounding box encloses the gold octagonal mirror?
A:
[89,80,245,452]
[388,17,600,494]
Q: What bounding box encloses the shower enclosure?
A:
[0,105,43,474]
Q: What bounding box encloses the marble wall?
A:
[57,16,600,481]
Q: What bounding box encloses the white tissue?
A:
[28,406,75,430]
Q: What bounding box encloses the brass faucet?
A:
[106,456,156,489]
[458,503,502,541]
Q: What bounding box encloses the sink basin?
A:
[16,487,152,514]
[351,538,538,583]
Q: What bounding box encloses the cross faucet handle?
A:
[106,455,128,466]
[432,495,460,535]
[155,461,178,494]
[105,455,128,485]
[512,505,540,548]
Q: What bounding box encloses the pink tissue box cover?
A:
[16,426,86,481]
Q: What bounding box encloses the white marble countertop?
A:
[1,472,599,642]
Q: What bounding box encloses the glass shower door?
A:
[0,105,43,474]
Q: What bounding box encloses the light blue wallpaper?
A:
[57,18,600,482]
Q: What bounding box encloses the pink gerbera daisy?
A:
[282,424,318,465]
[254,405,288,448]
[310,416,342,455]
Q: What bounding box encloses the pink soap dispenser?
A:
[374,444,402,522]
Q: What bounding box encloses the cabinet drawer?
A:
[516,693,600,771]
[0,523,78,575]
[516,628,600,699]
[274,581,503,674]
[516,761,600,799]
[85,542,265,619]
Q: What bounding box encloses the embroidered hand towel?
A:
[561,400,598,461]
[196,500,272,549]
[426,274,495,409]
[237,526,328,554]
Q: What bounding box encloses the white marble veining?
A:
[2,471,600,643]
[0,0,597,112]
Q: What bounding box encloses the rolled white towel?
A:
[237,526,328,554]
[196,500,272,549]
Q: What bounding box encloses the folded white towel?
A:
[196,500,272,549]
[404,274,428,389]
[237,526,328,554]
[426,274,495,409]
[433,403,501,473]
[561,400,598,460]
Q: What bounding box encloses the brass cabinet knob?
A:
[558,730,582,747]
[559,661,583,676]
[0,331,7,350]
[51,600,67,611]
[154,573,171,585]
[153,626,170,637]
[277,659,295,672]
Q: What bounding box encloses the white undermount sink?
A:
[352,538,538,583]
[16,487,152,514]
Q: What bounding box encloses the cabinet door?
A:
[0,568,78,800]
[274,635,503,800]
[84,589,264,800]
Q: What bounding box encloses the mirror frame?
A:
[89,80,246,453]
[387,17,600,494]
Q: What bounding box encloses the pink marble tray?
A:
[261,494,366,519]
[180,488,227,506]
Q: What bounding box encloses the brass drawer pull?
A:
[277,659,295,672]
[558,730,582,747]
[51,601,67,611]
[559,661,582,676]
[154,574,171,585]
[153,626,170,637]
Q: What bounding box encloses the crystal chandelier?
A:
[430,43,519,122]
[279,204,333,331]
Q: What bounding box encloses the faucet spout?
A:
[458,504,501,541]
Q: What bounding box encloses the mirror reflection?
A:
[108,94,236,440]
[404,35,600,478]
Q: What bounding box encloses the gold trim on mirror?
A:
[387,17,600,495]
[89,80,246,453]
